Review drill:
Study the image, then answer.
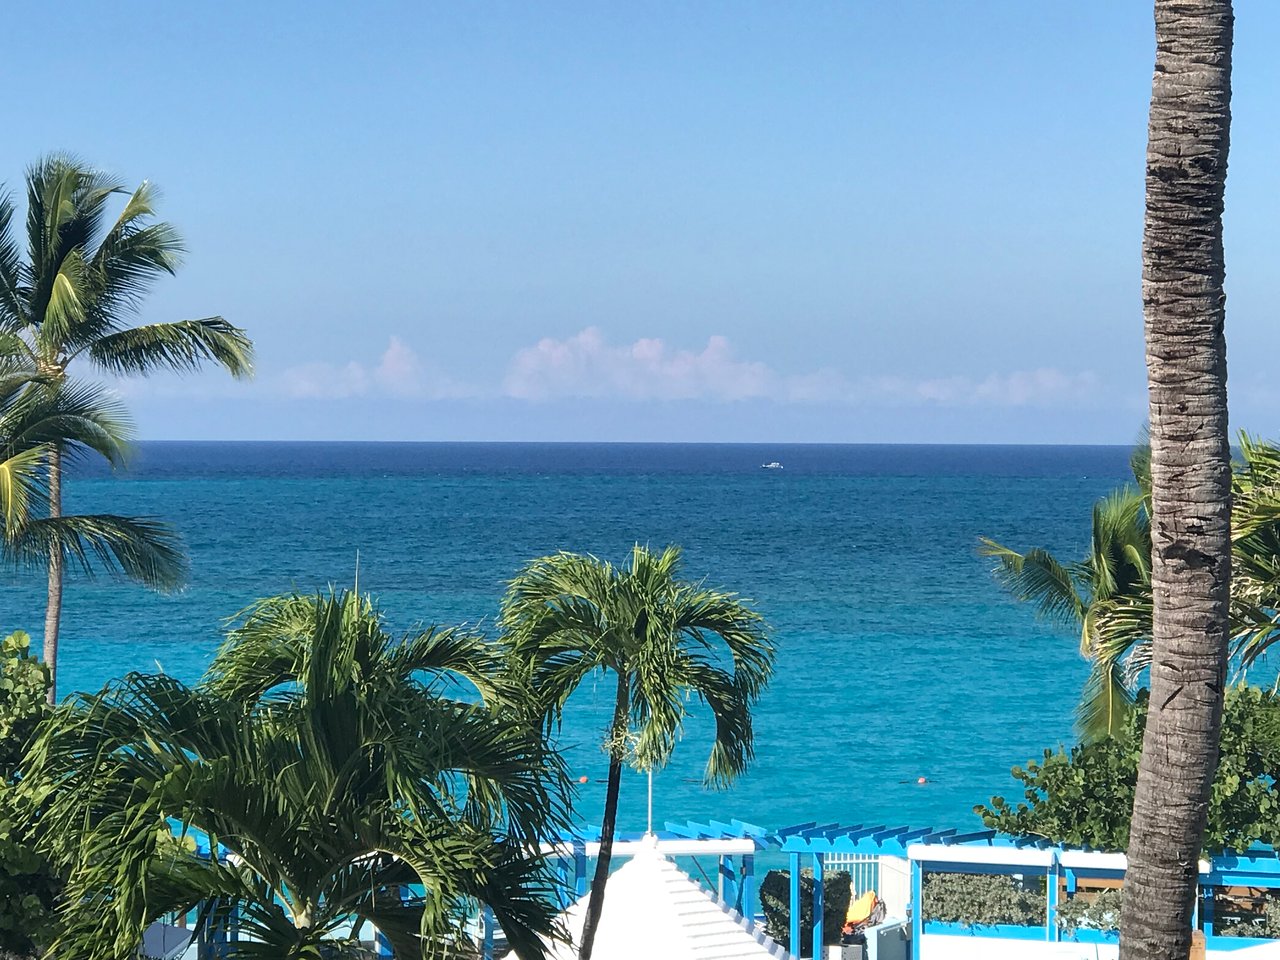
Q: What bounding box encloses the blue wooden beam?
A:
[742,854,756,925]
[573,841,587,897]
[789,852,801,957]
[910,858,923,960]
[1046,858,1059,943]
[719,855,737,907]
[663,820,702,839]
[940,829,997,846]
[812,852,825,960]
[776,821,818,838]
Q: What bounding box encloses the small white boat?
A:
[761,461,783,470]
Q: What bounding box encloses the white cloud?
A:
[279,337,475,400]
[502,328,1103,409]
[504,327,776,401]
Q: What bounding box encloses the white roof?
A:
[509,836,792,960]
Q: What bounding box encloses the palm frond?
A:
[86,317,254,378]
[2,376,133,466]
[978,538,1088,629]
[0,444,47,530]
[1077,591,1151,741]
[8,513,187,589]
[0,190,28,330]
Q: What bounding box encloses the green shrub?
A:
[921,872,1043,927]
[759,868,852,956]
[977,687,1280,854]
[0,632,57,958]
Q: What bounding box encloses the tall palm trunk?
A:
[1119,3,1233,958]
[579,671,629,960]
[43,443,63,705]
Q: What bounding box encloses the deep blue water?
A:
[3,442,1135,833]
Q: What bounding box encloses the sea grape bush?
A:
[920,873,1043,927]
[977,687,1280,854]
[1218,897,1280,938]
[922,873,1124,934]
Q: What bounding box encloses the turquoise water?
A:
[3,442,1133,834]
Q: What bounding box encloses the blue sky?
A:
[4,1,1278,443]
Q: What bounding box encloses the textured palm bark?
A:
[42,444,63,705]
[1120,2,1233,959]
[578,671,630,960]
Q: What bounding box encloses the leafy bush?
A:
[921,872,1043,927]
[977,687,1280,853]
[1058,888,1122,933]
[0,631,57,958]
[759,868,852,956]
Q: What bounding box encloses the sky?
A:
[2,1,1278,443]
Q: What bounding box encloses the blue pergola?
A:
[168,818,1280,959]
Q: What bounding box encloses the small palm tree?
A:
[500,545,775,960]
[984,436,1280,742]
[23,591,570,960]
[980,475,1152,741]
[0,154,253,698]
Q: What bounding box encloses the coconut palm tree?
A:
[23,591,570,960]
[1119,2,1235,957]
[0,369,185,654]
[499,545,774,960]
[980,477,1152,741]
[0,154,253,699]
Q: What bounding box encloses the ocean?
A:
[3,442,1134,835]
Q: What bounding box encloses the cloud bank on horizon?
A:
[270,327,1104,411]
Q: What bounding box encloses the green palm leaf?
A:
[977,539,1088,631]
[9,514,186,589]
[86,317,253,378]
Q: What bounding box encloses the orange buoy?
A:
[578,775,589,784]
[917,776,928,785]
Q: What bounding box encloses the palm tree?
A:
[499,545,775,960]
[0,370,186,686]
[980,475,1152,741]
[0,154,253,699]
[984,437,1280,743]
[23,591,571,960]
[1119,2,1235,957]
